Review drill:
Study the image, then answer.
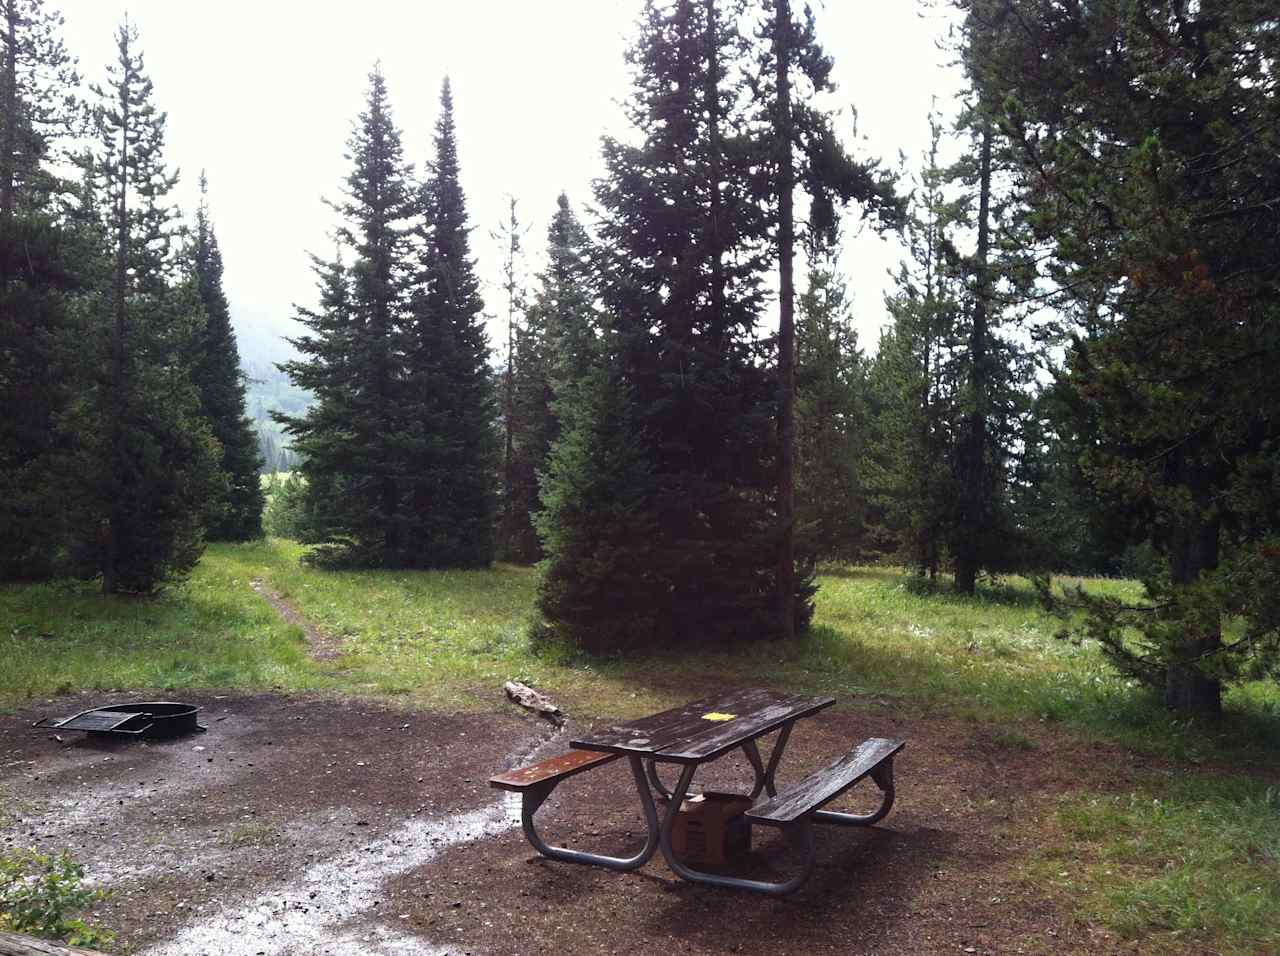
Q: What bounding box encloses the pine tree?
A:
[794,238,870,562]
[0,0,83,579]
[79,19,219,594]
[867,108,1031,586]
[866,118,964,578]
[537,0,790,651]
[189,174,263,540]
[277,65,416,566]
[401,78,496,568]
[494,195,529,561]
[751,0,902,631]
[967,0,1280,712]
[506,192,598,564]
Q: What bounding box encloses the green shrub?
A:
[0,848,114,947]
[262,471,309,539]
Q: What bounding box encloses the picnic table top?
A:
[570,687,835,765]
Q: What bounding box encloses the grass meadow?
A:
[3,538,1278,953]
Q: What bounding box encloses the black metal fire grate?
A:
[33,701,207,739]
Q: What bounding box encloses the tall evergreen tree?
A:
[494,195,529,561]
[505,192,598,564]
[0,0,82,580]
[277,66,416,566]
[967,0,1280,712]
[751,0,902,631]
[189,174,264,540]
[401,78,496,568]
[79,19,219,594]
[537,0,790,651]
[866,127,963,577]
[867,108,1031,585]
[794,238,870,562]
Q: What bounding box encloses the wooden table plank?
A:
[746,737,905,823]
[658,694,835,762]
[571,688,783,756]
[571,689,834,763]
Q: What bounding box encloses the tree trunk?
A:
[104,37,131,597]
[774,0,796,639]
[0,0,17,229]
[954,118,993,596]
[1165,503,1222,715]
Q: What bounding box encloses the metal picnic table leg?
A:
[644,757,673,800]
[742,719,794,800]
[520,754,660,871]
[658,761,815,895]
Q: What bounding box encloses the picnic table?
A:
[491,687,904,894]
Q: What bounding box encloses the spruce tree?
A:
[494,195,528,561]
[966,0,1280,711]
[537,0,789,651]
[0,0,82,579]
[277,65,416,566]
[865,136,962,578]
[79,19,219,594]
[794,238,870,562]
[751,0,902,631]
[866,112,1030,584]
[506,192,598,564]
[189,174,264,540]
[401,78,496,568]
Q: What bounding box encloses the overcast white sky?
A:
[54,0,964,363]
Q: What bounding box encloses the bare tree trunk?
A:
[1165,470,1223,714]
[774,0,796,639]
[0,0,17,229]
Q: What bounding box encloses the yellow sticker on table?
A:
[701,712,736,722]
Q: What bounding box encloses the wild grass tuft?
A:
[1034,775,1280,955]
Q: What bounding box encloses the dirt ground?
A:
[0,686,1173,956]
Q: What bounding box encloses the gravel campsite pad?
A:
[2,692,1155,955]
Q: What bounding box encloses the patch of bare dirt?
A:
[1,693,551,954]
[249,578,343,660]
[0,690,1170,956]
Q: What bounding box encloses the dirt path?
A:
[1,690,1174,955]
[249,578,343,661]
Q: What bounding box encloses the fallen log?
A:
[503,680,564,725]
[0,931,109,956]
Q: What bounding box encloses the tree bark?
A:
[0,0,17,229]
[774,0,796,639]
[1165,495,1222,715]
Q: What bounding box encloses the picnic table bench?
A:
[489,687,904,894]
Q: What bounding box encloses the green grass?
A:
[0,543,331,707]
[1034,776,1280,955]
[6,541,1278,762]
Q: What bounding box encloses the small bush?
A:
[0,847,114,947]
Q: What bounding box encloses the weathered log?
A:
[0,931,109,956]
[502,680,563,724]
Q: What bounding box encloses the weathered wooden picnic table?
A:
[491,687,905,894]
